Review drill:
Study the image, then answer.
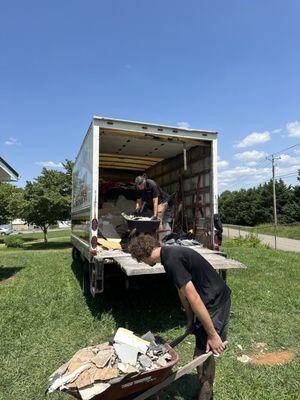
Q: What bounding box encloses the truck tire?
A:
[82,260,91,296]
[72,246,81,261]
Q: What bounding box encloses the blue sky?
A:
[0,0,299,192]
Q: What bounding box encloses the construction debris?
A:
[122,213,153,221]
[79,382,110,400]
[46,328,173,397]
[237,354,251,364]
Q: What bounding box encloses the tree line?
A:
[218,179,300,226]
[0,160,73,243]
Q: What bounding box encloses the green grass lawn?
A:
[224,223,300,240]
[0,233,299,400]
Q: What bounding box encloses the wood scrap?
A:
[97,238,121,250]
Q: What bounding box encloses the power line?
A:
[219,142,300,192]
[272,142,300,157]
[276,172,299,179]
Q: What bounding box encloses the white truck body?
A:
[71,117,244,295]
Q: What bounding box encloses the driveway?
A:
[224,227,300,253]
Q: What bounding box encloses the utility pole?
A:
[267,154,281,249]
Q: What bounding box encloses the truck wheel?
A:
[72,246,81,261]
[82,260,91,295]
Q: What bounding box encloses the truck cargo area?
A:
[98,122,215,245]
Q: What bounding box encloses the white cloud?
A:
[234,150,267,161]
[4,137,21,146]
[286,121,300,138]
[217,159,229,169]
[235,131,270,148]
[36,161,63,168]
[247,161,258,167]
[278,153,300,165]
[272,128,282,134]
[218,162,299,192]
[177,121,191,129]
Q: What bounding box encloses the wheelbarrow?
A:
[122,213,161,234]
[63,332,227,400]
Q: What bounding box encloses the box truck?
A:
[71,116,244,296]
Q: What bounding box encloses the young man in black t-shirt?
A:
[135,175,170,243]
[129,234,231,400]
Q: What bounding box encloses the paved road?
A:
[224,227,300,253]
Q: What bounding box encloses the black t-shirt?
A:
[136,179,169,207]
[160,246,231,311]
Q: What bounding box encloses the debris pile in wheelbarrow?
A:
[46,328,173,400]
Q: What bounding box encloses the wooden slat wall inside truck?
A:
[146,144,213,248]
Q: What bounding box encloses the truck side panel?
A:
[71,125,94,250]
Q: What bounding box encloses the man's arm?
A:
[180,281,225,354]
[177,288,194,333]
[152,197,158,217]
[135,198,141,212]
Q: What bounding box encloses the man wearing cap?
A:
[134,175,169,242]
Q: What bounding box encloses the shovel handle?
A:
[169,331,190,348]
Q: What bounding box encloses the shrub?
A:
[225,234,270,249]
[4,235,24,248]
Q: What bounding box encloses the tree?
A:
[218,179,300,226]
[22,161,73,243]
[0,183,24,225]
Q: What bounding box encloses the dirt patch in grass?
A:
[0,275,17,285]
[250,350,295,366]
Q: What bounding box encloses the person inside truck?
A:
[134,174,170,243]
[128,234,231,400]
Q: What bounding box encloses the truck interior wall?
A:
[146,144,213,247]
[99,168,140,182]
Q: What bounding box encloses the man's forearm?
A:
[181,283,217,337]
[190,296,216,337]
[178,289,194,324]
[153,197,158,216]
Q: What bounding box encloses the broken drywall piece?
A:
[117,362,129,374]
[156,356,167,367]
[47,363,92,393]
[114,343,139,366]
[69,348,95,365]
[114,328,150,354]
[76,369,94,389]
[237,355,251,364]
[79,382,110,400]
[138,355,152,369]
[93,367,119,381]
[91,348,114,368]
[141,331,157,346]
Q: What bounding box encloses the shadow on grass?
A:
[23,241,72,251]
[162,373,198,399]
[0,265,23,282]
[71,260,186,335]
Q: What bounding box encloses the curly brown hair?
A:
[128,235,160,262]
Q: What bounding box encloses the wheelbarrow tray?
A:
[63,342,178,400]
[123,216,161,234]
